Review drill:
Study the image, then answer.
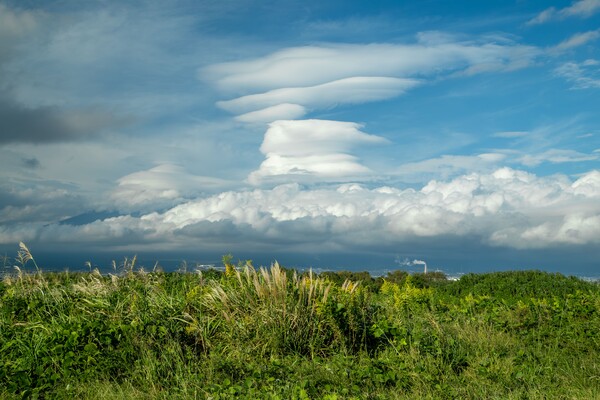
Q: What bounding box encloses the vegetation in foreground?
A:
[1,245,600,399]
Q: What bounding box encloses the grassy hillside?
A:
[1,253,600,398]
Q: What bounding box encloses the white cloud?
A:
[249,153,375,185]
[561,0,600,17]
[0,181,86,224]
[517,149,599,167]
[551,30,600,53]
[492,131,529,138]
[394,153,506,182]
[259,120,387,156]
[554,60,600,88]
[205,42,537,93]
[0,2,210,120]
[528,0,600,25]
[4,168,600,251]
[572,169,600,196]
[204,36,541,187]
[248,119,387,184]
[527,8,557,25]
[235,103,307,123]
[218,76,420,116]
[205,40,539,123]
[110,164,232,211]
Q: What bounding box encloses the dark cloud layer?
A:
[21,157,40,168]
[0,96,129,144]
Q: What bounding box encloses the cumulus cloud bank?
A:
[3,168,599,252]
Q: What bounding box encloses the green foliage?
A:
[438,270,599,301]
[1,252,600,398]
[197,262,381,358]
[319,270,383,293]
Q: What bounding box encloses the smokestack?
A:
[395,257,428,274]
[412,259,427,274]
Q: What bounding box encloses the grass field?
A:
[2,246,600,398]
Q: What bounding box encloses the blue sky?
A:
[1,0,599,274]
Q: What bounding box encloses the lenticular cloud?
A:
[248,119,387,184]
[206,40,539,123]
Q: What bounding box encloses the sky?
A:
[1,0,599,274]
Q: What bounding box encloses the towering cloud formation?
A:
[248,120,387,184]
[205,37,541,186]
